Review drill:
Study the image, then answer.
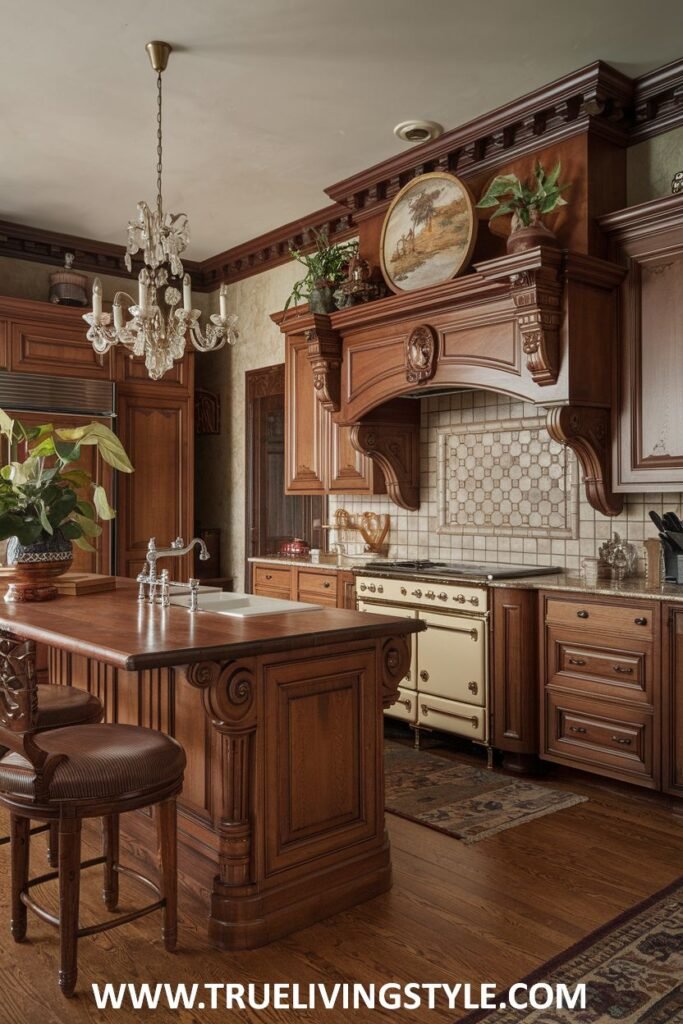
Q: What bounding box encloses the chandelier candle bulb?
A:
[113,302,123,331]
[92,278,102,320]
[219,283,228,318]
[183,274,192,312]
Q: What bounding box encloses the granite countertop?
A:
[248,556,359,571]
[488,572,683,603]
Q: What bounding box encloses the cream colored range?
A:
[356,575,489,745]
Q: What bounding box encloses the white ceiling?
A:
[2,0,682,259]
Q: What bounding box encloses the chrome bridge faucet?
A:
[137,536,210,612]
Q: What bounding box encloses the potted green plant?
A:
[284,228,359,315]
[476,161,570,253]
[0,410,133,602]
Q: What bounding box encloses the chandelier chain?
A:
[156,70,163,216]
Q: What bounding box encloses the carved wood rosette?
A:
[380,635,411,708]
[350,403,420,510]
[510,256,563,386]
[405,324,438,384]
[184,659,257,887]
[546,405,624,517]
[304,316,342,413]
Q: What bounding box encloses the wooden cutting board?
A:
[55,573,117,596]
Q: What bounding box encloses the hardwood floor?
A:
[0,743,682,1023]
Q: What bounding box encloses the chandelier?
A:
[84,41,238,381]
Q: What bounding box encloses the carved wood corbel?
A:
[546,405,624,517]
[510,257,563,386]
[349,400,420,511]
[304,316,342,413]
[380,635,411,708]
[183,659,257,888]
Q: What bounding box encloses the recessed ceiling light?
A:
[393,120,444,144]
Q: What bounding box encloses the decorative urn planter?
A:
[506,209,559,254]
[4,532,73,603]
[308,280,337,314]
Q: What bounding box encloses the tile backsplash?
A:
[328,390,683,575]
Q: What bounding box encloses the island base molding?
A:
[47,633,409,949]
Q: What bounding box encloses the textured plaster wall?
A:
[194,260,302,591]
[627,127,683,204]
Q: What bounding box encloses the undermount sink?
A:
[169,591,322,617]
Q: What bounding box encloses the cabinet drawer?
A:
[297,570,337,597]
[544,691,656,786]
[253,584,290,601]
[417,693,487,741]
[545,596,654,640]
[253,565,292,594]
[384,686,417,724]
[547,627,651,703]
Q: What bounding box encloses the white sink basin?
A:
[170,591,322,617]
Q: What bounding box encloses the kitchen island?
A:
[0,581,423,949]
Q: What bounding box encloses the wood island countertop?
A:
[0,579,423,671]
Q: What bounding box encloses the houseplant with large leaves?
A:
[0,409,134,601]
[477,161,570,253]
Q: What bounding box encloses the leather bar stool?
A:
[0,632,185,997]
[0,673,103,866]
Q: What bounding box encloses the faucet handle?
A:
[171,537,185,549]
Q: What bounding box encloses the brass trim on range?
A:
[420,703,479,728]
[357,597,488,621]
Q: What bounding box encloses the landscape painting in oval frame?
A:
[380,171,478,293]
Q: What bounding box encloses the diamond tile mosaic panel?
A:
[436,416,579,538]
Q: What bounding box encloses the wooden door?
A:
[3,409,113,575]
[116,391,193,580]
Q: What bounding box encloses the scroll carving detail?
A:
[381,635,411,708]
[510,259,562,386]
[546,405,623,517]
[305,317,342,413]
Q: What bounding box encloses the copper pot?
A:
[279,538,310,559]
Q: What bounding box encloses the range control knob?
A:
[378,585,384,594]
[367,584,376,593]
[438,592,448,601]
[412,589,423,599]
[359,583,367,592]
[400,587,407,596]
[425,591,436,600]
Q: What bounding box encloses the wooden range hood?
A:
[274,244,626,517]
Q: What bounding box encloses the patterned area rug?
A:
[384,742,587,844]
[459,876,683,1023]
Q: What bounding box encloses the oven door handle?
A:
[423,622,480,641]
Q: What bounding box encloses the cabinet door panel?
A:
[285,337,325,493]
[663,604,683,796]
[418,610,486,705]
[10,321,111,378]
[116,392,192,580]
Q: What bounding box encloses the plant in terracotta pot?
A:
[0,410,133,602]
[477,161,570,254]
[284,228,358,315]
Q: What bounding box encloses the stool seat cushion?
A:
[0,724,185,803]
[36,684,103,729]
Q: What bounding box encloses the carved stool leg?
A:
[10,815,30,942]
[156,797,178,952]
[102,815,119,911]
[47,822,59,868]
[59,817,82,998]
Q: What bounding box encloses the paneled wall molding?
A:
[2,60,682,291]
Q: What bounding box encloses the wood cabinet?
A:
[116,389,194,580]
[490,588,538,766]
[250,561,352,609]
[663,603,683,797]
[601,194,683,491]
[284,336,385,496]
[539,591,660,789]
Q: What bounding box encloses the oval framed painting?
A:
[379,171,478,293]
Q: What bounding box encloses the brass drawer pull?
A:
[568,658,586,666]
[420,703,479,728]
[569,726,587,734]
[419,670,430,682]
[396,697,412,711]
[611,736,633,746]
[613,665,633,674]
[634,617,647,626]
[577,610,589,619]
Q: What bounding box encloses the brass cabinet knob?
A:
[577,610,589,619]
[634,617,647,626]
[323,581,331,588]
